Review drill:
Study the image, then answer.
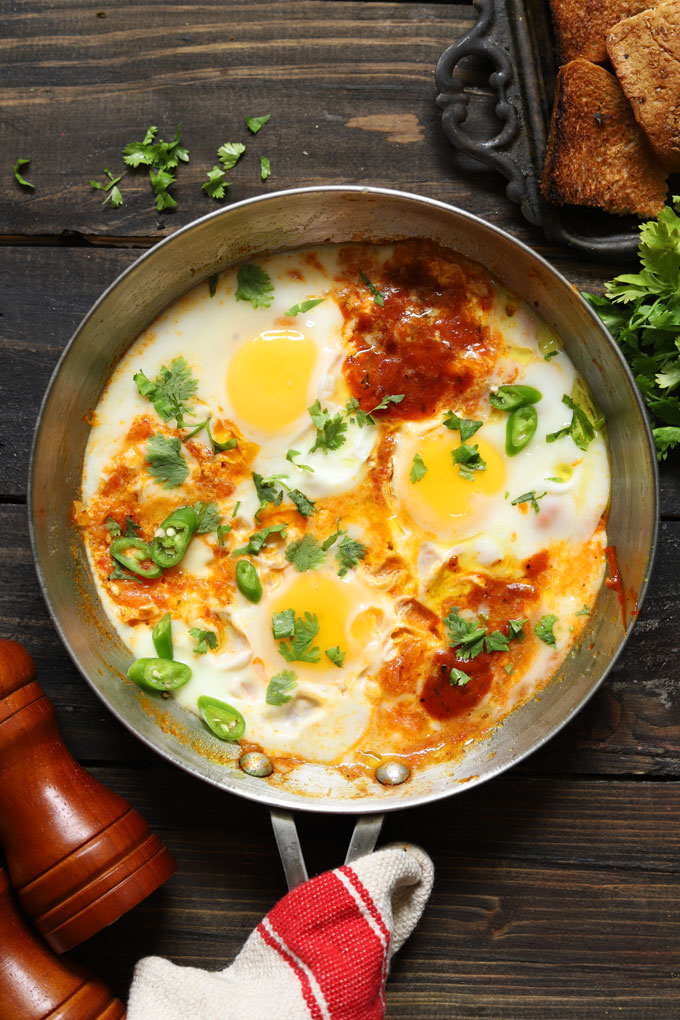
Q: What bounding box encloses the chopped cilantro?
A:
[193,501,221,534]
[286,449,314,473]
[286,298,325,317]
[105,516,122,537]
[252,472,284,519]
[325,646,346,668]
[359,270,385,306]
[245,114,271,134]
[145,433,189,489]
[235,263,274,308]
[189,627,219,654]
[13,157,34,189]
[443,410,483,443]
[451,443,487,480]
[90,167,123,207]
[108,561,143,584]
[217,142,246,169]
[546,394,604,451]
[278,611,321,663]
[336,534,367,577]
[272,609,296,639]
[576,604,591,616]
[260,156,271,180]
[233,523,287,556]
[308,400,347,453]
[345,393,405,427]
[134,356,198,426]
[450,667,471,687]
[443,608,487,661]
[409,452,427,483]
[509,618,527,641]
[505,663,514,675]
[125,516,141,537]
[202,164,229,200]
[535,614,558,647]
[232,501,241,518]
[484,630,510,653]
[287,488,316,518]
[123,124,189,172]
[208,274,219,297]
[322,521,345,551]
[511,490,547,514]
[183,417,237,453]
[216,523,231,546]
[266,670,297,705]
[150,167,177,211]
[285,534,325,572]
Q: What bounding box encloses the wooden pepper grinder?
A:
[0,640,175,954]
[0,865,126,1019]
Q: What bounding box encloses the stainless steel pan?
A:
[29,188,658,883]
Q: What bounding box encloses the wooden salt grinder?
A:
[0,866,126,1020]
[0,640,176,954]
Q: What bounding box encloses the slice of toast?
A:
[540,58,668,218]
[607,0,680,170]
[548,0,660,64]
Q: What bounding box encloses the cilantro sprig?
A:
[134,356,198,427]
[235,263,274,309]
[345,393,405,427]
[443,608,525,662]
[309,400,348,453]
[145,433,189,489]
[584,197,680,461]
[90,167,123,207]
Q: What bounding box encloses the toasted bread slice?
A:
[548,0,661,63]
[541,59,667,217]
[607,0,680,170]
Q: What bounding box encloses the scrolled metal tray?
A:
[435,0,651,260]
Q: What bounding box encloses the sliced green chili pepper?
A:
[151,506,198,568]
[152,612,173,659]
[110,537,163,579]
[127,657,191,691]
[506,405,538,456]
[235,559,262,603]
[197,695,245,741]
[489,385,542,411]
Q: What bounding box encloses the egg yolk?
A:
[270,572,374,671]
[226,330,317,435]
[405,430,505,533]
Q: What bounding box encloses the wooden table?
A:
[2,2,679,1017]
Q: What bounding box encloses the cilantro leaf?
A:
[189,627,218,654]
[535,614,558,647]
[308,400,348,454]
[217,142,246,169]
[217,524,231,546]
[245,114,271,134]
[194,501,221,534]
[272,609,296,639]
[443,410,483,442]
[348,392,406,426]
[287,488,316,518]
[546,394,603,451]
[409,452,427,483]
[134,356,198,426]
[260,156,271,180]
[322,521,345,551]
[511,490,547,514]
[286,449,314,473]
[442,607,486,662]
[252,471,284,518]
[509,618,527,641]
[359,270,385,306]
[286,298,325,317]
[106,185,123,208]
[235,263,274,308]
[484,630,510,653]
[325,646,346,668]
[233,523,287,556]
[450,667,471,687]
[653,426,680,460]
[105,516,122,538]
[125,516,141,537]
[208,274,218,297]
[183,417,237,454]
[452,443,487,480]
[336,535,367,577]
[285,534,325,572]
[124,124,188,173]
[108,560,143,584]
[202,165,229,200]
[14,157,34,189]
[576,604,591,616]
[150,167,177,211]
[266,670,297,705]
[145,433,189,489]
[278,611,321,663]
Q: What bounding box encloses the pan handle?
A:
[270,810,384,891]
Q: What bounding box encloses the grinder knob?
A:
[0,865,126,1020]
[0,640,175,953]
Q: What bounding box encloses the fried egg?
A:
[78,240,611,780]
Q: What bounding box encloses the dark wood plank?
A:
[67,768,680,1018]
[3,246,680,510]
[1,500,680,772]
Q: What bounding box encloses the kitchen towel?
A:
[127,843,434,1020]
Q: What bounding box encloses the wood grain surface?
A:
[1,1,679,1017]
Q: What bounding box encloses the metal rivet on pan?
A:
[239,751,273,778]
[375,761,410,786]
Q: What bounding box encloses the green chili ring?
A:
[152,612,173,659]
[506,405,538,456]
[236,559,263,603]
[197,695,246,741]
[127,657,192,691]
[151,506,198,568]
[490,385,542,412]
[110,537,163,578]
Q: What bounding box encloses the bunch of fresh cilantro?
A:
[585,197,680,461]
